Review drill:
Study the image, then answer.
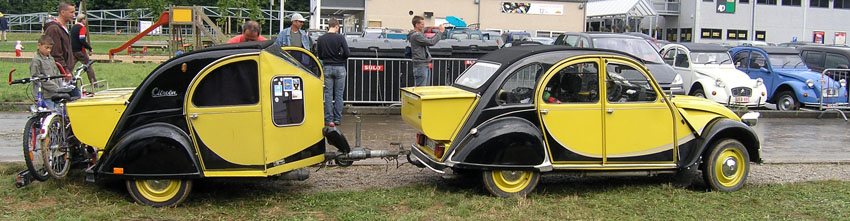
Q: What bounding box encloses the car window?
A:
[768,54,804,68]
[542,62,599,104]
[454,62,502,89]
[497,63,546,105]
[192,60,259,107]
[803,51,824,67]
[825,53,850,69]
[733,51,750,69]
[674,49,689,68]
[662,48,676,65]
[605,62,657,103]
[690,52,732,65]
[579,38,590,48]
[749,52,767,69]
[470,34,481,40]
[593,38,664,64]
[452,34,468,40]
[563,36,580,46]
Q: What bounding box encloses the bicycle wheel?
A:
[23,115,50,181]
[42,115,71,178]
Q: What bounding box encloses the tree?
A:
[215,0,263,31]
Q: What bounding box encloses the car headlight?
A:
[672,74,683,85]
[755,78,763,87]
[715,79,725,88]
[806,79,815,88]
[841,79,847,88]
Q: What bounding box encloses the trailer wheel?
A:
[126,179,192,207]
[482,170,540,197]
[334,158,354,167]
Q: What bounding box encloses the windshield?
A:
[769,54,806,68]
[690,52,732,65]
[592,38,664,64]
[454,62,501,89]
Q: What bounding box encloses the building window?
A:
[756,31,766,41]
[836,0,850,8]
[680,28,693,42]
[757,0,777,4]
[728,30,749,40]
[740,0,749,3]
[781,0,801,6]
[810,0,829,7]
[667,28,678,42]
[701,28,723,39]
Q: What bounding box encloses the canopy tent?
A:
[586,0,657,19]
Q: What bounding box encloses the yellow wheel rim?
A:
[491,170,532,193]
[714,149,746,187]
[135,180,181,203]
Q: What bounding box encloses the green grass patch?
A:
[0,61,155,102]
[2,162,848,219]
[0,32,238,55]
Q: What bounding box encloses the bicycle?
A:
[12,61,97,186]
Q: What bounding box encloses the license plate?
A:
[735,96,749,103]
[824,88,838,97]
[424,138,435,151]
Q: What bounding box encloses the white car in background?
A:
[661,43,768,107]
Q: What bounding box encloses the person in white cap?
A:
[275,13,310,50]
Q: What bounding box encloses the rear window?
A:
[454,62,501,89]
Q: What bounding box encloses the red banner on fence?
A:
[362,65,385,72]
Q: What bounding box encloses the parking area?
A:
[1,111,847,164]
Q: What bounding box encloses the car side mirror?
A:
[759,67,770,73]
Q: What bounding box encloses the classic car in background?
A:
[729,46,848,110]
[661,43,767,107]
[402,45,762,197]
[554,32,684,94]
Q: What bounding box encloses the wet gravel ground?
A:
[266,162,850,193]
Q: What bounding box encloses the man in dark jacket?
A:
[407,16,444,86]
[0,12,9,42]
[316,18,350,125]
[43,2,75,74]
[70,14,97,86]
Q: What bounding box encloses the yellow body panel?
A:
[66,90,132,149]
[400,86,477,141]
[258,49,325,168]
[186,56,265,167]
[672,95,741,135]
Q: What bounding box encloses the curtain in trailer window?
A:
[192,60,260,107]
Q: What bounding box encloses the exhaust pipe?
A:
[278,168,310,181]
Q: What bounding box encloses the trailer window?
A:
[192,60,259,107]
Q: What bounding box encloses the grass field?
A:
[0,61,156,102]
[1,163,849,220]
[0,33,238,56]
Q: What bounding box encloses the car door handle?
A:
[540,109,549,115]
[607,108,614,114]
[189,113,198,119]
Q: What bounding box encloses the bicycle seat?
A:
[49,93,71,103]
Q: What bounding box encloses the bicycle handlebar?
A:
[9,75,66,85]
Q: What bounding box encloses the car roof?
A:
[478,45,644,65]
[677,43,729,52]
[756,46,801,55]
[798,45,850,53]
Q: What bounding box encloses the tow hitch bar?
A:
[324,111,410,167]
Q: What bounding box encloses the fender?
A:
[450,117,546,170]
[96,122,202,179]
[37,113,60,140]
[680,118,762,168]
[772,82,817,103]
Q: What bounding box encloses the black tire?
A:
[42,116,71,179]
[775,91,800,111]
[334,158,354,167]
[691,88,706,98]
[702,139,750,192]
[126,179,193,207]
[22,116,49,182]
[481,170,540,197]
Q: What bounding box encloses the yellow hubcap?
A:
[135,180,180,202]
[491,170,532,193]
[715,149,745,187]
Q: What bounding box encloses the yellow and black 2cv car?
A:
[60,41,374,207]
[402,46,762,197]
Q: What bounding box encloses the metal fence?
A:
[344,58,477,104]
[817,68,850,121]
